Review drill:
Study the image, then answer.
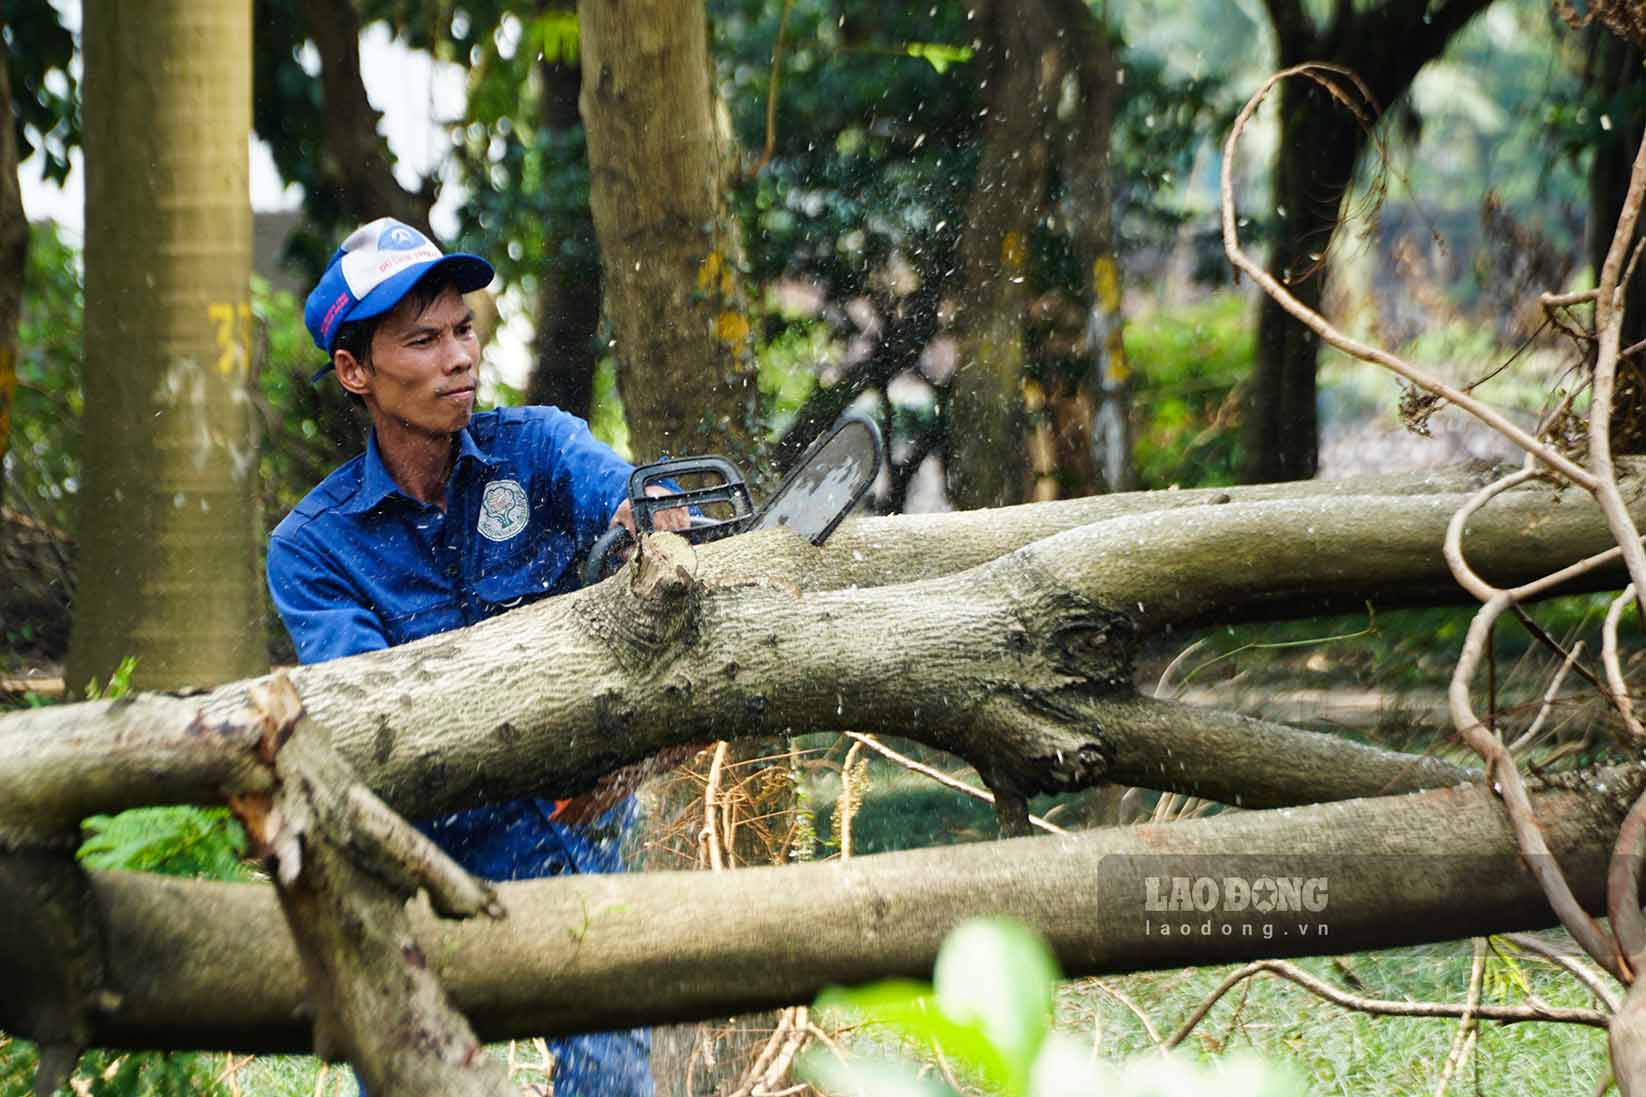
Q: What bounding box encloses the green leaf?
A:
[814,979,1007,1091]
[903,42,974,74]
[932,918,1059,1094]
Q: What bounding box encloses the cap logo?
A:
[377,224,426,251]
[478,480,530,542]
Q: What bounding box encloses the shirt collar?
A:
[340,425,500,515]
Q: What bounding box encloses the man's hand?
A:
[609,485,691,536]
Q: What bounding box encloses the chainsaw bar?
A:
[580,413,884,585]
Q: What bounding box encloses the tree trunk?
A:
[578,0,761,464]
[2,764,1631,1052]
[946,0,1060,510]
[6,465,1644,1069]
[12,465,1639,824]
[1048,0,1134,496]
[1244,86,1358,482]
[299,0,436,237]
[0,26,26,513]
[66,0,267,694]
[1245,0,1495,483]
[526,50,600,420]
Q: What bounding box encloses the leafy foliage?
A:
[7,219,83,536]
[0,1041,227,1097]
[3,2,79,184]
[1125,293,1252,488]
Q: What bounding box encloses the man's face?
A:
[337,285,479,439]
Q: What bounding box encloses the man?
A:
[268,217,680,1094]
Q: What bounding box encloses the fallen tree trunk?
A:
[35,763,1638,1052]
[3,467,1630,820]
[3,466,1641,1068]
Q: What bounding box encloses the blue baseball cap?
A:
[303,217,495,374]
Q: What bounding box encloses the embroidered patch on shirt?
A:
[478,479,530,542]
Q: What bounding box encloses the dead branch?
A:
[844,733,1069,835]
[1164,956,1608,1054]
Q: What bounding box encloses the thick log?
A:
[8,467,1635,824]
[40,765,1639,1052]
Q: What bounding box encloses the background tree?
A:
[65,0,268,692]
[0,29,25,517]
[1243,0,1496,482]
[578,0,763,464]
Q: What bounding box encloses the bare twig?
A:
[1431,938,1487,1097]
[1154,638,1211,699]
[1602,585,1645,740]
[702,740,731,872]
[1450,592,1625,980]
[843,733,1069,835]
[1164,958,1610,1052]
[1221,65,1599,491]
[1608,786,1646,972]
[1500,933,1621,1013]
[1508,640,1586,753]
[1092,980,1166,1053]
[838,739,866,860]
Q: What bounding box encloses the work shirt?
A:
[268,404,653,1096]
[268,404,631,662]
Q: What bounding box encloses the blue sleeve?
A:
[267,532,391,664]
[533,408,633,547]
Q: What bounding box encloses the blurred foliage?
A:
[1124,293,1251,488]
[0,1042,228,1097]
[6,219,82,535]
[3,1,78,184]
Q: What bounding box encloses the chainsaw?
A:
[555,413,884,825]
[580,411,885,586]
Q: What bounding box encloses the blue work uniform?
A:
[268,404,654,1096]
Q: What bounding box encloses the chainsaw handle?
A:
[581,513,730,587]
[581,525,634,587]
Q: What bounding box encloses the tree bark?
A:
[578,0,762,463]
[67,0,268,693]
[946,0,1060,510]
[6,764,1634,1052]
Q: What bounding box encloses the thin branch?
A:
[1602,585,1644,740]
[702,741,731,872]
[1444,465,1542,602]
[1164,958,1611,1052]
[1500,932,1621,1013]
[1507,640,1585,753]
[1609,785,1646,970]
[1450,592,1625,981]
[1091,980,1166,1053]
[838,739,866,860]
[843,733,1068,835]
[1432,938,1487,1097]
